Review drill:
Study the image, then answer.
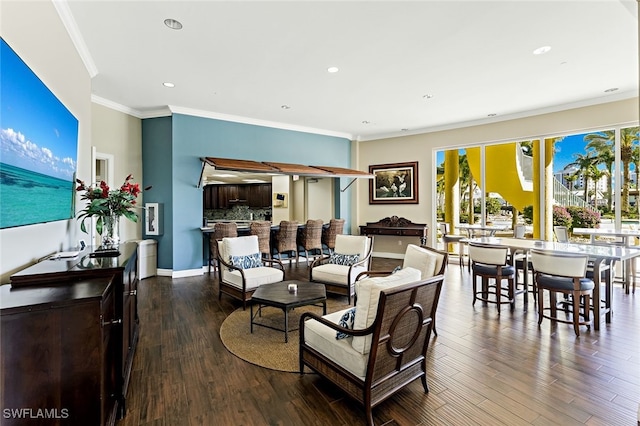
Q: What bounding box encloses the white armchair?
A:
[217,235,285,308]
[300,268,444,426]
[309,235,373,304]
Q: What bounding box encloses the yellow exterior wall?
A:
[466,143,534,212]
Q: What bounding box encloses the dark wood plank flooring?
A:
[119,258,640,426]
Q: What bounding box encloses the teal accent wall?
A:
[142,113,352,272]
[142,117,173,268]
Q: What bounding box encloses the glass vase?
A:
[101,214,121,249]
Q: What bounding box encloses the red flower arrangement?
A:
[76,174,142,235]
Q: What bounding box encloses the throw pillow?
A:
[329,252,360,266]
[336,307,356,340]
[229,252,263,270]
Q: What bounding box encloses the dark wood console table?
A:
[2,242,139,426]
[359,216,428,245]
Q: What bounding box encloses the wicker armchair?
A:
[250,221,272,258]
[272,221,299,266]
[208,222,238,273]
[321,218,345,254]
[300,270,444,426]
[297,219,324,266]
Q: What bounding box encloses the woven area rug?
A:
[220,298,350,373]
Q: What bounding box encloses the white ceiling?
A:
[60,0,638,142]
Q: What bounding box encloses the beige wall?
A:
[91,103,143,243]
[306,177,333,222]
[357,98,639,257]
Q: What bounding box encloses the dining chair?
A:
[553,226,569,243]
[321,218,345,255]
[297,219,324,266]
[512,224,533,299]
[468,242,520,312]
[439,223,466,268]
[208,222,238,273]
[249,220,272,258]
[272,220,299,267]
[530,249,594,336]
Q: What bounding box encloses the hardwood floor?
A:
[119,258,640,426]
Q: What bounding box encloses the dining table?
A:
[456,223,510,237]
[465,236,640,330]
[572,227,639,294]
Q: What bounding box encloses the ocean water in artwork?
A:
[0,162,75,229]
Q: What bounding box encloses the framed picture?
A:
[369,162,418,204]
[145,203,163,235]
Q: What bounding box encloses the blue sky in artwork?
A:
[0,38,78,181]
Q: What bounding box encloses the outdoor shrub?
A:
[566,206,601,228]
[486,198,502,215]
[553,205,572,228]
[522,205,533,224]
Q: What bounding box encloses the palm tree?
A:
[584,127,639,214]
[567,152,598,203]
[585,133,615,210]
[589,166,608,209]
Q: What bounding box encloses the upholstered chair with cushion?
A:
[217,235,285,308]
[309,234,373,304]
[360,244,448,334]
[300,268,444,426]
[553,225,569,242]
[439,222,466,268]
[469,242,521,312]
[531,249,594,336]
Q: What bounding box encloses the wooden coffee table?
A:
[250,281,326,343]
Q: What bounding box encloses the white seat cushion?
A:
[303,309,368,379]
[352,267,422,354]
[311,263,367,285]
[403,244,439,278]
[221,266,284,289]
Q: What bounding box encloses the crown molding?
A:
[53,0,98,78]
[168,105,353,140]
[358,90,638,142]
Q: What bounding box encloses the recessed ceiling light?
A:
[281,105,291,109]
[163,82,175,88]
[164,18,183,30]
[604,87,619,93]
[533,46,551,55]
[327,66,339,73]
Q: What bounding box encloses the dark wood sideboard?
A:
[359,216,429,245]
[1,242,139,426]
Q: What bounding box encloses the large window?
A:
[435,125,640,240]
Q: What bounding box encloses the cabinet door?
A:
[203,186,218,209]
[217,185,238,208]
